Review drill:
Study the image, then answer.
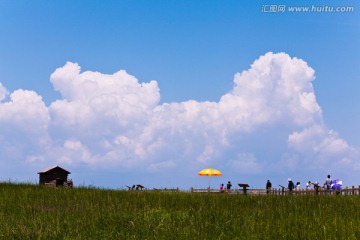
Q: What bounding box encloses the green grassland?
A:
[0,183,359,239]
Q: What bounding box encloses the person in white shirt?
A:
[324,175,332,194]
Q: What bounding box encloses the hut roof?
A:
[37,165,71,174]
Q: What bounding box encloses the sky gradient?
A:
[0,0,359,189]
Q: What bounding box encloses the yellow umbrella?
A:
[198,168,222,189]
[198,168,222,176]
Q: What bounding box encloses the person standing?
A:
[288,178,294,194]
[306,181,311,190]
[324,175,332,195]
[296,182,301,191]
[220,183,224,192]
[266,180,272,194]
[226,181,232,193]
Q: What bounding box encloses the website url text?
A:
[261,5,355,13]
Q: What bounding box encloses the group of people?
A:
[219,175,335,194]
[285,179,302,192]
[266,175,334,194]
[220,181,232,192]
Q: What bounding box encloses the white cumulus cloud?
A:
[0,52,358,187]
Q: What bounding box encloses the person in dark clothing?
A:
[288,178,295,194]
[266,180,272,194]
[226,181,232,193]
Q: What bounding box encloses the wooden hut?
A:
[38,165,71,186]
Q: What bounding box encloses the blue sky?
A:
[0,0,359,189]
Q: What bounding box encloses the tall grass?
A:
[0,183,359,239]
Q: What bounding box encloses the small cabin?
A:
[38,165,71,186]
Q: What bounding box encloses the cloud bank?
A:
[0,52,358,188]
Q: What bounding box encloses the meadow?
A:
[0,183,359,239]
